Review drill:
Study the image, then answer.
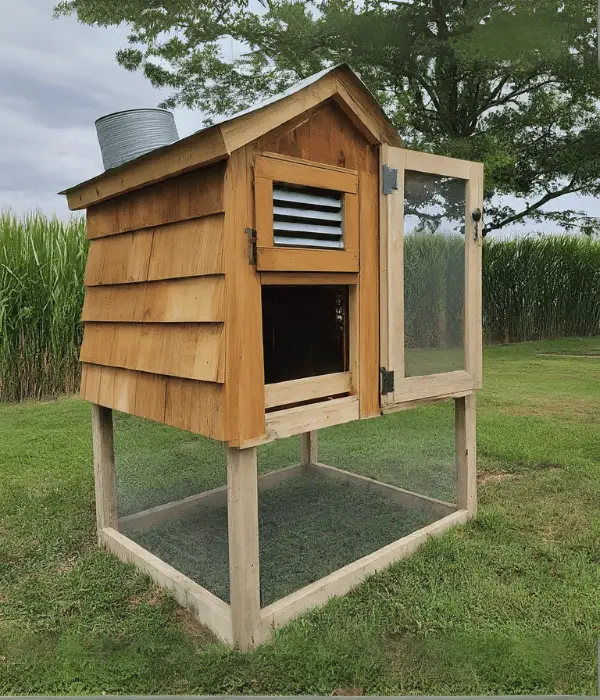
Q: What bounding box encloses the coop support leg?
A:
[455,394,477,516]
[91,404,118,537]
[300,430,318,467]
[227,446,261,650]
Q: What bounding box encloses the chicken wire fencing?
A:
[110,402,456,608]
[257,399,457,606]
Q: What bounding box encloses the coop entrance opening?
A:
[262,285,350,391]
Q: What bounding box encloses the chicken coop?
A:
[61,64,484,651]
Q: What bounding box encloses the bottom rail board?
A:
[99,527,232,644]
[260,509,470,635]
[309,462,456,519]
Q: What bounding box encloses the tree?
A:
[54,0,600,235]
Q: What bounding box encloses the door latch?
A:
[471,208,482,241]
[246,227,257,265]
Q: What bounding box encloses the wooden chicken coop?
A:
[61,64,484,651]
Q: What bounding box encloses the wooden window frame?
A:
[254,153,359,272]
[380,146,484,407]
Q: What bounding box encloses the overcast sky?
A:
[1,0,598,235]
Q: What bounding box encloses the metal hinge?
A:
[246,227,257,265]
[380,368,395,394]
[382,165,399,195]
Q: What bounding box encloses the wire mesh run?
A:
[111,403,457,609]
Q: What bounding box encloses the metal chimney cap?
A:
[94,107,174,125]
[95,107,179,171]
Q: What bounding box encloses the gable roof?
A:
[61,63,402,211]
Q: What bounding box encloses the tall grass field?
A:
[404,233,600,349]
[1,211,599,402]
[0,211,86,402]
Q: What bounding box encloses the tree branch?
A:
[483,182,587,235]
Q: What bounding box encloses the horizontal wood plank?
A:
[82,276,224,323]
[390,370,476,405]
[255,154,358,193]
[404,149,473,180]
[80,322,224,383]
[81,363,167,424]
[99,527,232,643]
[381,390,472,415]
[164,376,226,438]
[259,151,361,175]
[86,162,226,238]
[265,396,359,440]
[260,272,358,286]
[84,215,224,286]
[81,364,225,440]
[257,247,359,273]
[265,372,352,410]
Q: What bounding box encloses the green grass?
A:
[1,337,600,694]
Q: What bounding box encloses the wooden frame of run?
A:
[379,145,484,408]
[93,397,477,650]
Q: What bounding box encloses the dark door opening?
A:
[262,285,350,385]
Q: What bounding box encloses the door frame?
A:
[379,145,484,407]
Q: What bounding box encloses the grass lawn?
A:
[1,337,600,694]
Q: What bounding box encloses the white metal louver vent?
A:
[273,184,344,249]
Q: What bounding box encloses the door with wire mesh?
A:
[380,146,484,407]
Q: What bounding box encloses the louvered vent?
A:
[273,184,344,249]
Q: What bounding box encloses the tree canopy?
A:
[54,0,600,234]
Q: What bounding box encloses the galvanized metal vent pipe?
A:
[95,108,179,171]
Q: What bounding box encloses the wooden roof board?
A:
[60,64,402,211]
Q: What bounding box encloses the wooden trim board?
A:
[265,396,359,442]
[389,370,476,406]
[260,272,358,286]
[255,153,358,193]
[118,463,307,532]
[310,462,456,519]
[99,527,232,644]
[381,389,472,415]
[379,144,406,400]
[259,509,470,637]
[265,372,352,410]
[256,248,359,273]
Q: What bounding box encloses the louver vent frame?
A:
[254,153,359,272]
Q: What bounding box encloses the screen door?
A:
[380,146,484,407]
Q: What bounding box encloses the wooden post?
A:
[91,404,118,536]
[227,446,261,650]
[300,430,318,466]
[455,394,477,516]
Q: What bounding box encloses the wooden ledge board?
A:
[265,372,352,410]
[99,527,232,643]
